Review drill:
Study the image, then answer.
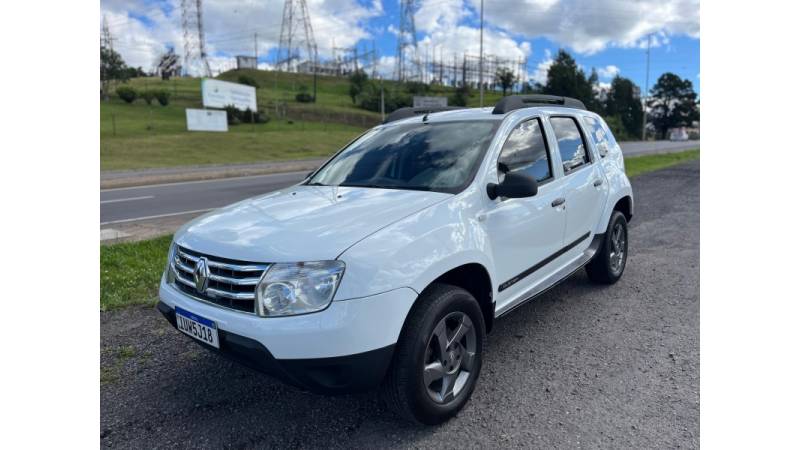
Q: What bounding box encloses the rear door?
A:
[548,116,605,250]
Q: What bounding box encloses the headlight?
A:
[256,261,345,317]
[165,242,177,284]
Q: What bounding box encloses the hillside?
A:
[100,69,505,171]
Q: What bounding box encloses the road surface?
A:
[100,140,698,228]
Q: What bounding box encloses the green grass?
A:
[100,149,699,311]
[100,235,172,311]
[625,149,700,178]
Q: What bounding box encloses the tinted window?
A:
[308,121,498,193]
[550,116,589,172]
[582,116,610,157]
[498,119,551,183]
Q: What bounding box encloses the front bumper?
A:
[157,277,418,393]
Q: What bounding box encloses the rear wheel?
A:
[381,284,485,425]
[586,211,628,284]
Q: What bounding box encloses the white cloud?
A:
[101,0,381,76]
[468,0,699,54]
[530,49,553,85]
[597,65,620,79]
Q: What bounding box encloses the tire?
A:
[381,283,486,425]
[586,211,629,284]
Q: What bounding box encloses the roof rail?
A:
[492,95,586,114]
[383,106,465,124]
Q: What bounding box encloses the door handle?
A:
[593,179,603,187]
[551,198,566,207]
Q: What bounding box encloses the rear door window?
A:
[549,116,589,173]
[582,116,610,158]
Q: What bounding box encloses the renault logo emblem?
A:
[193,257,210,293]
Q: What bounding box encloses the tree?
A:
[348,69,369,104]
[605,75,644,138]
[100,46,129,98]
[542,49,595,110]
[495,67,517,96]
[449,84,470,106]
[647,72,700,138]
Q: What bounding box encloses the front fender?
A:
[334,190,494,301]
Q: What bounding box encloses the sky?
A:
[101,0,700,95]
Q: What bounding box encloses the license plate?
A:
[175,307,219,349]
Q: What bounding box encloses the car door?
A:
[483,117,567,311]
[548,116,606,252]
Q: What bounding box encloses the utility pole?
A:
[479,0,484,107]
[254,32,258,61]
[642,33,652,141]
[380,77,385,122]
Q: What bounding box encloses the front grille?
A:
[170,245,269,314]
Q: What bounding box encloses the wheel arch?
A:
[419,263,495,334]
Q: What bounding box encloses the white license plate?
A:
[175,307,219,349]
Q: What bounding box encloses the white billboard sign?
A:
[186,109,228,132]
[413,96,448,108]
[201,79,257,111]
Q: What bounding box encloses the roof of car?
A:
[382,95,590,126]
[383,105,590,127]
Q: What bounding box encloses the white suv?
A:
[158,95,633,424]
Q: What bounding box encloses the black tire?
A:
[586,211,629,284]
[381,283,486,425]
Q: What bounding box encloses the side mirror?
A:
[486,171,538,200]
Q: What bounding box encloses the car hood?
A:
[175,185,451,262]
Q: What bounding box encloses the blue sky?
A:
[102,0,700,95]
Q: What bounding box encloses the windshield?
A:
[307,120,499,193]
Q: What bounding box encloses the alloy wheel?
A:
[423,311,477,404]
[609,222,627,274]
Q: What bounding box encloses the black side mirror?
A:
[486,171,538,200]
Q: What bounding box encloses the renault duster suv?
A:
[158,95,633,425]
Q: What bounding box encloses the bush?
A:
[224,105,241,125]
[237,75,260,89]
[116,86,137,103]
[141,90,155,105]
[449,85,470,107]
[405,81,429,95]
[295,85,314,103]
[358,82,412,113]
[224,105,270,125]
[154,90,171,106]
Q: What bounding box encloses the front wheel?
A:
[586,211,628,284]
[381,284,485,425]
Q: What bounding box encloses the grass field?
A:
[99,149,700,311]
[625,149,700,178]
[100,69,509,171]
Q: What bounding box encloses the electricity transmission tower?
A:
[101,15,114,52]
[277,0,318,72]
[181,0,212,77]
[395,0,421,81]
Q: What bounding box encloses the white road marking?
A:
[100,171,309,192]
[100,195,154,204]
[100,208,214,226]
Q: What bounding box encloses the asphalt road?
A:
[100,140,698,226]
[100,160,700,448]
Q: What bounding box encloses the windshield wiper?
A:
[338,183,433,192]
